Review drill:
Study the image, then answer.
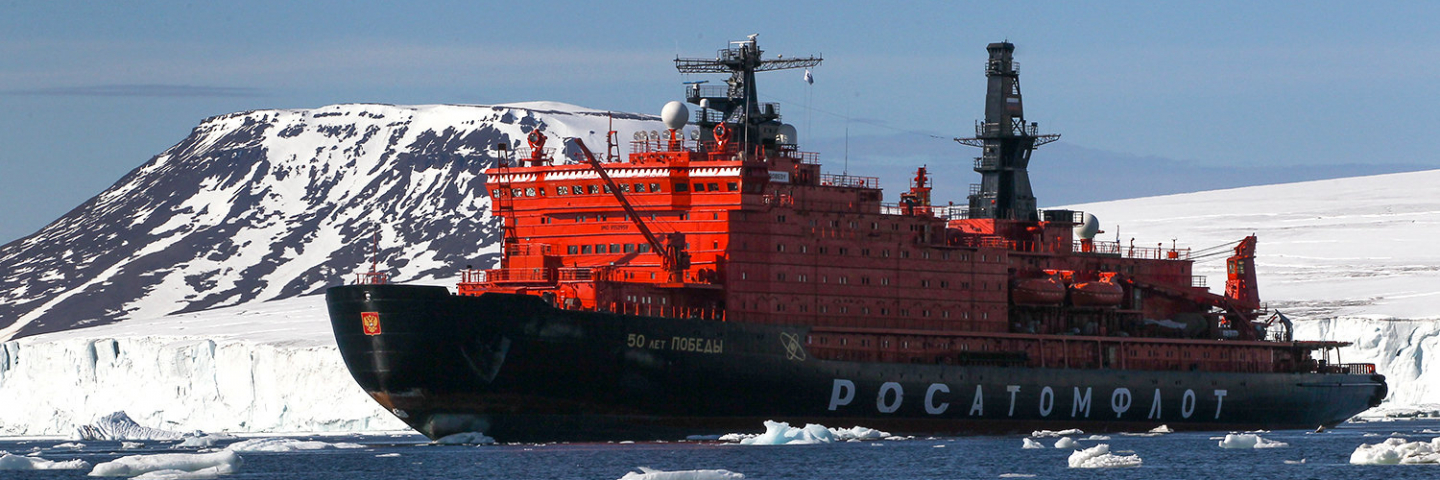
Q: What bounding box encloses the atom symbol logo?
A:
[780,332,806,361]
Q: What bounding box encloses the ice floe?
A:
[224,438,364,452]
[1054,437,1076,449]
[618,466,745,479]
[1082,435,1110,441]
[433,432,496,445]
[719,420,899,445]
[89,450,242,477]
[1030,429,1083,438]
[0,452,90,470]
[76,411,186,441]
[1349,437,1440,465]
[1067,444,1142,468]
[1021,438,1044,449]
[173,433,233,449]
[1218,433,1288,449]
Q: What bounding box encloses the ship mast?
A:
[675,34,821,150]
[956,42,1059,222]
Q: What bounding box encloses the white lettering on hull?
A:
[824,379,1235,423]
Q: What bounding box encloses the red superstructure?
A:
[458,37,1368,377]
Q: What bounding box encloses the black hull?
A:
[327,284,1387,442]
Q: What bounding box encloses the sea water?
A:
[2,419,1437,479]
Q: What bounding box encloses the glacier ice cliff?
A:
[0,299,406,436]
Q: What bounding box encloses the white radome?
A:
[661,101,689,131]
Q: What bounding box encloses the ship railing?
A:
[880,203,934,217]
[482,268,553,284]
[1074,240,1191,260]
[353,272,389,285]
[557,267,594,282]
[505,243,555,257]
[630,138,696,153]
[819,173,879,189]
[934,205,969,220]
[607,301,726,321]
[509,147,555,166]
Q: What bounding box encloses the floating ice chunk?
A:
[1082,435,1110,441]
[1054,437,1076,449]
[1021,438,1044,449]
[225,438,364,452]
[1349,437,1440,465]
[1284,459,1306,465]
[1067,444,1142,468]
[1149,425,1173,434]
[433,432,496,445]
[1031,429,1083,438]
[53,442,85,450]
[173,433,233,449]
[130,466,232,479]
[122,442,145,450]
[741,421,834,445]
[0,453,90,470]
[375,453,401,458]
[1218,434,1288,449]
[998,475,1036,478]
[618,467,745,480]
[89,450,242,477]
[829,426,892,441]
[75,412,186,441]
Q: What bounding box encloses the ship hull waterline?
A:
[327,284,1386,442]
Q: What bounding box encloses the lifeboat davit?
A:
[1012,276,1066,305]
[1069,274,1124,307]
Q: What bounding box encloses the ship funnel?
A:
[662,101,689,130]
[1074,213,1100,240]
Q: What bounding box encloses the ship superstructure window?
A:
[568,245,578,254]
[777,244,786,252]
[639,244,650,253]
[632,183,645,192]
[581,245,592,254]
[650,183,661,192]
[620,184,631,193]
[624,244,635,253]
[728,182,739,191]
[556,186,568,195]
[589,185,600,194]
[675,183,688,192]
[610,243,621,253]
[694,183,704,191]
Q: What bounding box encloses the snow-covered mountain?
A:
[0,102,669,340]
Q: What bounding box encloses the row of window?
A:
[493,181,740,198]
[565,243,652,255]
[774,243,981,262]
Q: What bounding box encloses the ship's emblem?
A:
[780,332,806,361]
[361,312,381,336]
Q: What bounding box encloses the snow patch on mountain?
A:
[0,103,672,340]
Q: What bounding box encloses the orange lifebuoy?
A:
[713,124,730,143]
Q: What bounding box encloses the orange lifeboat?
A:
[1011,275,1066,305]
[1069,272,1124,307]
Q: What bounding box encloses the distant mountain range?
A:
[0,102,666,339]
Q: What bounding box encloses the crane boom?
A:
[571,139,689,281]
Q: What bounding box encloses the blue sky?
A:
[2,1,1438,244]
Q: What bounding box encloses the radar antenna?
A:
[675,35,821,146]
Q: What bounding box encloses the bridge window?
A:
[639,244,650,253]
[567,245,578,254]
[633,183,644,192]
[609,244,621,253]
[620,184,631,193]
[624,244,635,253]
[674,183,688,192]
[694,183,704,192]
[588,185,600,194]
[650,183,661,192]
[603,185,612,193]
[728,182,739,191]
[556,186,568,196]
[707,183,719,192]
[581,245,592,254]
